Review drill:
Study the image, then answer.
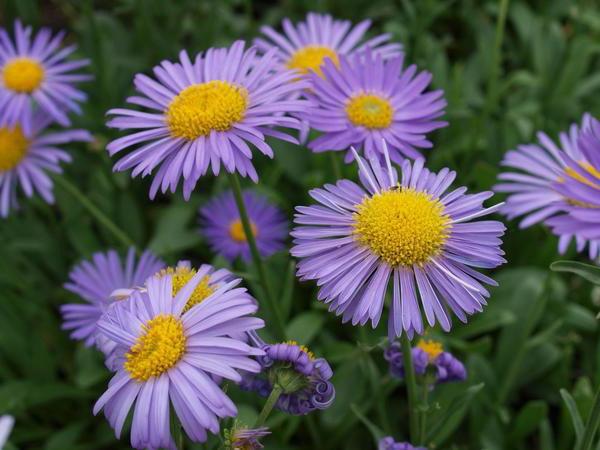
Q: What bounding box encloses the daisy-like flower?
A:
[224,424,270,450]
[93,271,265,448]
[255,12,401,78]
[494,114,600,258]
[199,189,288,262]
[98,260,239,369]
[379,437,426,450]
[106,41,308,200]
[545,115,600,241]
[0,112,92,217]
[291,142,506,338]
[0,21,91,131]
[240,335,335,415]
[255,13,403,143]
[0,415,14,449]
[305,50,447,163]
[384,339,466,384]
[61,247,164,349]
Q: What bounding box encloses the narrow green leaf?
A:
[561,388,585,440]
[551,261,600,285]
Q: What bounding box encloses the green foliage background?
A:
[1,0,600,449]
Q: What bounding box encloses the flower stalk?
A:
[400,334,419,442]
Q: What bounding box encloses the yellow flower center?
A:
[558,162,600,208]
[286,45,339,77]
[353,187,450,267]
[124,314,186,382]
[2,57,45,93]
[229,219,258,242]
[346,93,394,129]
[285,340,315,360]
[417,339,443,362]
[157,266,215,313]
[165,81,248,140]
[0,126,29,171]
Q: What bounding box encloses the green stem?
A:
[177,426,185,450]
[418,380,429,445]
[329,152,342,180]
[54,176,135,248]
[579,384,600,450]
[226,172,286,340]
[255,384,283,427]
[400,334,419,442]
[485,0,510,113]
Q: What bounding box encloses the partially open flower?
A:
[384,339,466,385]
[240,336,335,415]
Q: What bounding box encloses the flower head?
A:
[255,12,402,77]
[0,112,92,217]
[106,41,308,200]
[495,114,600,258]
[240,336,335,415]
[61,248,164,349]
[291,142,506,338]
[93,270,265,448]
[199,190,288,262]
[379,436,427,450]
[224,424,270,450]
[0,21,91,131]
[384,340,466,384]
[305,50,447,164]
[544,114,600,241]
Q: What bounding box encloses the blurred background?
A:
[1,0,600,449]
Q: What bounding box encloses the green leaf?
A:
[561,388,585,440]
[148,200,202,256]
[551,261,600,285]
[350,403,386,444]
[510,400,548,441]
[426,383,485,445]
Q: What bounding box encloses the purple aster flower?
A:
[379,436,427,450]
[304,50,447,164]
[100,260,240,369]
[61,248,164,350]
[254,12,403,143]
[494,114,600,258]
[544,114,600,241]
[199,189,288,262]
[0,112,92,217]
[240,334,335,415]
[93,270,265,449]
[0,415,14,449]
[291,141,506,338]
[106,41,308,200]
[224,424,270,450]
[0,21,91,131]
[384,340,466,384]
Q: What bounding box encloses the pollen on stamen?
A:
[345,93,394,129]
[2,57,45,93]
[165,80,248,140]
[417,339,444,362]
[124,314,186,382]
[0,126,29,171]
[353,187,450,267]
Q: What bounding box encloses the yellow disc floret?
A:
[2,57,45,93]
[417,339,443,362]
[157,265,215,313]
[558,162,600,207]
[166,80,248,140]
[287,45,339,77]
[346,93,394,129]
[353,187,450,267]
[0,126,29,171]
[229,219,258,242]
[124,314,186,381]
